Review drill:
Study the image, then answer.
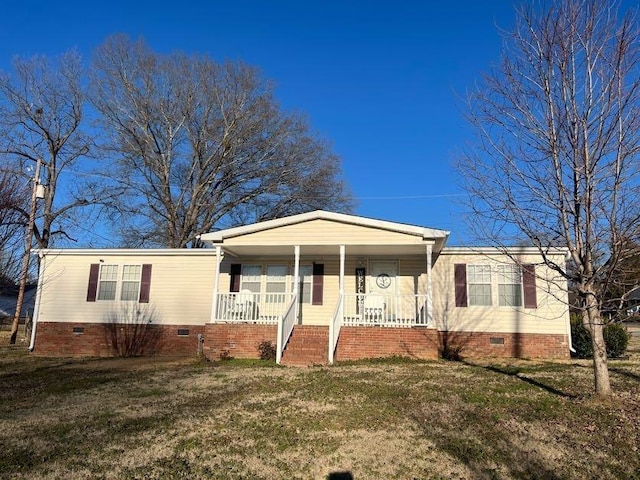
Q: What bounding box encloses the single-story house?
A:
[30,210,571,364]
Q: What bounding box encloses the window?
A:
[97,265,118,300]
[88,263,151,303]
[467,265,492,306]
[240,265,261,293]
[455,263,536,309]
[120,265,142,301]
[266,265,287,302]
[496,264,523,306]
[291,265,313,303]
[232,262,323,305]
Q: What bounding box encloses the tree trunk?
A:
[584,293,611,396]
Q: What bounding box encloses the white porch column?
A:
[293,245,300,321]
[209,246,224,323]
[339,245,345,296]
[426,243,433,325]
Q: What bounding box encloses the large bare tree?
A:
[0,52,98,344]
[0,168,27,288]
[458,0,640,396]
[91,35,353,248]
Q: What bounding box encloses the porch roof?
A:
[198,210,449,257]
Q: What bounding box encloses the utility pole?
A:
[9,158,42,345]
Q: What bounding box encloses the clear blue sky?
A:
[0,1,529,244]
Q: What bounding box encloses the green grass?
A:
[0,348,639,479]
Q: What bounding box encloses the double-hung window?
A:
[467,265,492,306]
[97,265,118,300]
[496,264,523,306]
[266,265,287,302]
[97,265,143,301]
[292,265,313,304]
[88,263,151,303]
[120,265,142,301]
[240,265,262,293]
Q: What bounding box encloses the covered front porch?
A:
[198,210,449,364]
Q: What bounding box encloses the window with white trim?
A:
[295,265,313,304]
[496,264,523,306]
[266,265,287,302]
[240,265,262,293]
[97,265,118,300]
[467,265,492,306]
[120,265,142,301]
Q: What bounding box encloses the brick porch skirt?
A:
[203,323,278,360]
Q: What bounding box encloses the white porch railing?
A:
[341,293,429,327]
[214,292,292,324]
[328,295,343,364]
[276,294,298,364]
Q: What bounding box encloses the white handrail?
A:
[276,294,298,364]
[214,292,289,323]
[328,295,343,364]
[341,293,429,327]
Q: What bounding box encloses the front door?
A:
[369,260,397,296]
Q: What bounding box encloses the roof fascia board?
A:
[35,249,217,257]
[199,210,450,243]
[441,246,569,256]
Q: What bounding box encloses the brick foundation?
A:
[336,326,440,361]
[438,331,570,359]
[203,323,277,360]
[33,321,570,361]
[33,322,205,357]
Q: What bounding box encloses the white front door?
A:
[369,260,398,296]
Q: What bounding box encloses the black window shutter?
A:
[522,264,537,309]
[454,264,467,307]
[87,264,99,302]
[139,264,152,303]
[312,263,324,305]
[230,264,241,292]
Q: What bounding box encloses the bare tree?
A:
[0,52,98,250]
[0,52,99,344]
[91,35,353,248]
[458,0,640,396]
[0,168,27,289]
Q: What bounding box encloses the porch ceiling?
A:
[220,243,433,258]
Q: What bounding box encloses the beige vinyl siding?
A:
[37,252,217,326]
[432,252,569,335]
[223,219,426,247]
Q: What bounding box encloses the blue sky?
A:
[0,1,525,244]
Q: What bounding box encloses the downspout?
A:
[567,310,576,353]
[28,251,45,351]
[564,249,576,354]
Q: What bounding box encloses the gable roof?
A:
[198,210,450,256]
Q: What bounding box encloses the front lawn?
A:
[0,336,639,479]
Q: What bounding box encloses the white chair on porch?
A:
[231,290,256,320]
[363,292,385,323]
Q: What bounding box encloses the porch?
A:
[210,291,433,364]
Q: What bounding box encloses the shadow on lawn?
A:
[477,363,577,399]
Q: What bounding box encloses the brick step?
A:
[281,326,329,366]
